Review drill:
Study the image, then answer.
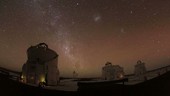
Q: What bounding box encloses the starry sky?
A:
[0,0,170,77]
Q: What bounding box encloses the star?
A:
[76,2,79,6]
[94,15,101,22]
[120,28,126,34]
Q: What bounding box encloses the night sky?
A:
[0,0,170,77]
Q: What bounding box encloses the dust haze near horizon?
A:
[0,0,170,77]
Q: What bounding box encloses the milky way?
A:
[0,0,170,77]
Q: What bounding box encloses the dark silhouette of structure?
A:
[102,62,124,80]
[0,65,170,96]
[22,43,60,86]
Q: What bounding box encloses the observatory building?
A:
[21,43,59,86]
[134,60,147,81]
[134,60,147,77]
[102,62,124,80]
